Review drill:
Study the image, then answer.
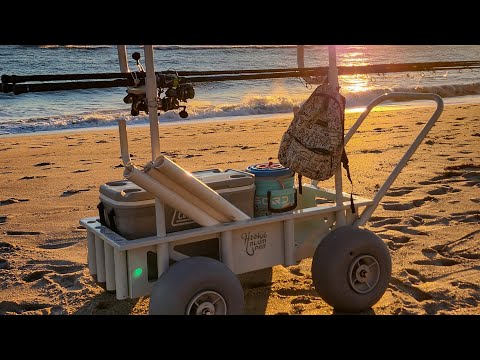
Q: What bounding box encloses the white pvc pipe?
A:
[283,219,295,266]
[145,166,231,223]
[143,45,161,162]
[95,235,106,283]
[87,231,97,275]
[143,46,169,278]
[153,156,250,221]
[114,249,128,300]
[118,119,131,165]
[354,93,444,227]
[328,45,346,227]
[117,45,130,73]
[124,164,220,227]
[104,242,116,291]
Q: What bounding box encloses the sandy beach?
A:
[0,102,479,315]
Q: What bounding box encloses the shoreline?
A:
[2,94,480,139]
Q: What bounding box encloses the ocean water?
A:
[1,45,480,135]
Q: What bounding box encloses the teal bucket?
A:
[246,162,297,217]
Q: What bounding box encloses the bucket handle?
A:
[267,189,298,213]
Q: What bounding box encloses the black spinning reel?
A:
[123,52,195,118]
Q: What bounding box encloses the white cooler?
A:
[97,169,255,240]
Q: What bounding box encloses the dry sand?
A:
[0,102,479,315]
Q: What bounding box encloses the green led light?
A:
[133,267,143,279]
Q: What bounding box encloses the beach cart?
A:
[79,46,444,314]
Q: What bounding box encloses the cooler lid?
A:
[99,168,255,203]
[99,180,153,202]
[193,169,255,190]
[246,162,293,177]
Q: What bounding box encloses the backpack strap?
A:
[297,173,303,195]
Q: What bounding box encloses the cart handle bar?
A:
[347,92,444,227]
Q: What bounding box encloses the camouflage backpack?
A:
[278,85,353,207]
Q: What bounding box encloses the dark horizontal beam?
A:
[2,60,480,94]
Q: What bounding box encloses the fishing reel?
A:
[123,52,195,118]
[157,73,195,118]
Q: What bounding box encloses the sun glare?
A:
[337,46,372,93]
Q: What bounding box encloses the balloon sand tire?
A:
[149,256,244,315]
[311,226,392,313]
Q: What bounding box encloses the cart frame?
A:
[80,46,444,305]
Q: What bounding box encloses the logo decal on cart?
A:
[242,231,267,256]
[171,210,195,227]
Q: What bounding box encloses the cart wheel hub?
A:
[198,302,215,315]
[186,290,227,315]
[348,255,381,294]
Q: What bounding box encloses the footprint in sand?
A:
[19,175,47,180]
[291,296,312,305]
[184,154,203,158]
[431,229,480,260]
[386,186,417,197]
[288,266,304,277]
[383,225,429,236]
[427,185,461,195]
[39,240,78,249]
[0,242,18,253]
[22,270,51,282]
[360,149,382,154]
[391,272,456,314]
[380,233,411,244]
[21,259,85,291]
[382,196,437,211]
[413,258,460,266]
[34,162,54,167]
[0,258,10,269]
[27,259,84,273]
[389,277,433,302]
[72,169,90,173]
[450,210,480,224]
[379,233,411,251]
[0,198,30,206]
[7,230,43,236]
[61,189,90,197]
[369,217,401,228]
[0,301,63,315]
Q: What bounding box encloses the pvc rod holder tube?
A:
[145,165,231,223]
[87,231,97,275]
[124,164,220,227]
[95,235,106,283]
[114,249,128,300]
[118,119,131,165]
[153,156,250,221]
[104,242,116,291]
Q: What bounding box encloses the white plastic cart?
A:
[80,46,444,314]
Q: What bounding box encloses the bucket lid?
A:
[246,162,293,177]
